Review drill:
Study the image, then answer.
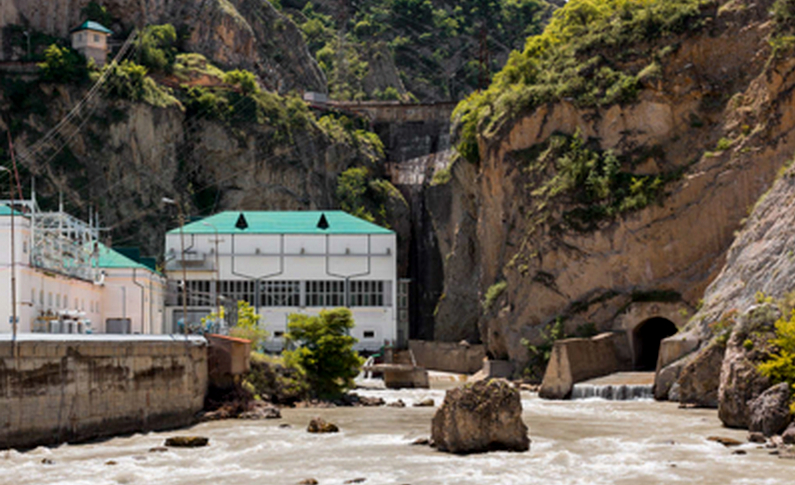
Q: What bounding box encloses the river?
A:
[2,389,792,485]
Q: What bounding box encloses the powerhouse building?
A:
[0,201,165,335]
[163,211,402,351]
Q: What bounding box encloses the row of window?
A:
[176,280,391,308]
[30,288,100,313]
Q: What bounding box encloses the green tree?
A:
[38,44,88,84]
[223,69,259,95]
[202,300,269,348]
[81,1,113,27]
[138,24,177,73]
[758,310,795,389]
[283,308,364,399]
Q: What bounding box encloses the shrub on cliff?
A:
[758,310,795,411]
[138,24,178,74]
[103,60,180,108]
[453,0,713,163]
[38,44,88,84]
[283,308,364,399]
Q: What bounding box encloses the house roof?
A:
[71,21,113,35]
[169,211,393,235]
[0,204,24,217]
[93,243,160,275]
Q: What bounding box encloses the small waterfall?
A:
[571,383,653,400]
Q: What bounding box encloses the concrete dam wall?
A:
[0,335,208,450]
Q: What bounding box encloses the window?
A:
[349,281,385,307]
[306,280,345,307]
[219,280,256,306]
[31,288,35,306]
[40,290,44,305]
[183,280,212,307]
[94,34,99,43]
[56,294,60,308]
[363,330,375,339]
[23,241,27,253]
[274,331,285,338]
[48,293,52,307]
[90,301,94,312]
[77,33,82,42]
[261,281,300,307]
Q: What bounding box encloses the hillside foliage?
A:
[454,0,714,163]
[286,0,554,101]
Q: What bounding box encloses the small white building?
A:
[70,21,112,66]
[163,211,403,351]
[0,201,166,335]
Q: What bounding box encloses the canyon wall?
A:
[431,0,795,370]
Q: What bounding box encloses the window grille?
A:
[306,280,345,307]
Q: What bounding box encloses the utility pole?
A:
[163,197,188,338]
[202,221,224,323]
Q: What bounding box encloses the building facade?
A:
[163,211,400,351]
[0,202,165,335]
[70,21,112,66]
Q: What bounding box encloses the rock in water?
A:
[165,436,209,448]
[414,398,435,407]
[431,379,529,454]
[748,383,792,437]
[307,417,340,433]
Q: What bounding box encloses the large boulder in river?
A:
[718,305,778,428]
[431,379,529,454]
[749,383,792,437]
[675,341,725,408]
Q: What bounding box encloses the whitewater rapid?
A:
[1,389,792,485]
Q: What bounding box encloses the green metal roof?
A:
[93,243,159,275]
[169,211,393,235]
[71,21,113,35]
[0,205,23,216]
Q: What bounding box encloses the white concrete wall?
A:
[102,268,167,335]
[164,231,398,351]
[0,213,166,335]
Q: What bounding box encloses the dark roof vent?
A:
[235,213,249,230]
[317,213,329,230]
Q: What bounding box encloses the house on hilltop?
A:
[70,20,112,66]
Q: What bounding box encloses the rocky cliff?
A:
[0,81,398,256]
[431,0,795,372]
[1,0,326,93]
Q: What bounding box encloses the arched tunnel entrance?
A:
[632,317,678,371]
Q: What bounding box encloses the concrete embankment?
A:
[0,335,208,450]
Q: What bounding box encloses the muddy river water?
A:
[2,389,793,485]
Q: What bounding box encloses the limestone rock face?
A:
[427,0,795,369]
[431,379,529,454]
[748,383,792,437]
[717,305,777,428]
[675,342,725,408]
[0,0,326,93]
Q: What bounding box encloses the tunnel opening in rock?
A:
[632,317,678,371]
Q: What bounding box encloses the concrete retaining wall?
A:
[409,340,485,374]
[539,332,632,400]
[0,335,208,450]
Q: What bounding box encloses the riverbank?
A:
[3,389,793,485]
